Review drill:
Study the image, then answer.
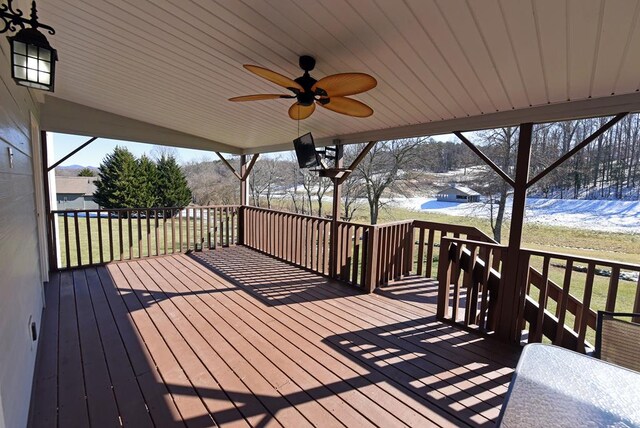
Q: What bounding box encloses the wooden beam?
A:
[241,153,260,181]
[215,152,242,180]
[41,131,57,271]
[240,155,248,206]
[329,144,344,278]
[47,137,98,171]
[454,132,515,187]
[337,141,376,185]
[527,112,628,188]
[497,123,533,342]
[239,155,248,245]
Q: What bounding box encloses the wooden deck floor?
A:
[28,246,520,428]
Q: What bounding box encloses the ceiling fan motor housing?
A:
[294,73,318,106]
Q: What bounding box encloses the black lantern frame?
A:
[1,0,57,91]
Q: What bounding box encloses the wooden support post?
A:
[239,154,247,245]
[497,122,533,342]
[41,131,57,271]
[329,143,344,278]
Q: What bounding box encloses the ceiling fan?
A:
[229,55,377,120]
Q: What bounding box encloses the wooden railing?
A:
[369,220,414,286]
[50,206,239,269]
[412,220,495,279]
[435,236,506,333]
[243,206,375,289]
[517,249,640,353]
[433,234,640,352]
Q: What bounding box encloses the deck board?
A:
[29,246,520,428]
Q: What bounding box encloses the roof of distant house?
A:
[56,177,97,196]
[438,185,481,196]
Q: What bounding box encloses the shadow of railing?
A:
[321,316,516,426]
[374,275,441,305]
[189,247,359,306]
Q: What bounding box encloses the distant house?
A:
[55,177,99,210]
[436,185,481,203]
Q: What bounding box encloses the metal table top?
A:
[498,343,640,427]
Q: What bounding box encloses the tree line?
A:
[93,146,192,210]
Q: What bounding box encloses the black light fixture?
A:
[1,0,57,91]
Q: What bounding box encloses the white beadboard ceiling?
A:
[37,0,640,154]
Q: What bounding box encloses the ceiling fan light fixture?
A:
[231,56,377,120]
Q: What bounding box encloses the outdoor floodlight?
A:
[1,0,57,91]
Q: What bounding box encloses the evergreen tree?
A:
[93,146,139,209]
[135,155,158,208]
[156,154,192,213]
[78,167,95,177]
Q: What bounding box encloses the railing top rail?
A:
[372,219,415,228]
[440,236,507,250]
[336,220,376,228]
[522,248,640,272]
[51,205,240,214]
[244,205,332,223]
[413,219,496,243]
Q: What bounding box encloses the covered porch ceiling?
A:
[39,0,640,154]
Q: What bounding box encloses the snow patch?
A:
[392,197,640,234]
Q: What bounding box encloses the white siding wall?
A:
[0,40,45,428]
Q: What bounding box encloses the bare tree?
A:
[248,158,284,208]
[183,156,239,205]
[299,168,331,217]
[353,138,424,224]
[474,127,518,242]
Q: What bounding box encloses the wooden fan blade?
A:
[244,65,304,91]
[229,94,293,101]
[318,97,373,117]
[288,102,316,120]
[312,73,377,97]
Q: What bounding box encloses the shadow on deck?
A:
[29,246,520,428]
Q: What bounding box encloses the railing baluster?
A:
[86,210,93,265]
[137,211,142,258]
[147,209,151,257]
[478,246,492,331]
[64,212,71,269]
[163,210,167,255]
[576,263,596,353]
[186,207,191,251]
[119,211,125,260]
[416,227,425,276]
[178,209,183,252]
[554,259,573,347]
[155,210,159,256]
[463,244,478,326]
[108,211,114,262]
[199,208,204,250]
[97,210,103,264]
[352,226,361,286]
[532,255,551,343]
[74,212,81,267]
[426,229,435,278]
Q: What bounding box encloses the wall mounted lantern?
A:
[1,0,57,91]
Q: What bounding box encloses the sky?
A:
[49,132,456,167]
